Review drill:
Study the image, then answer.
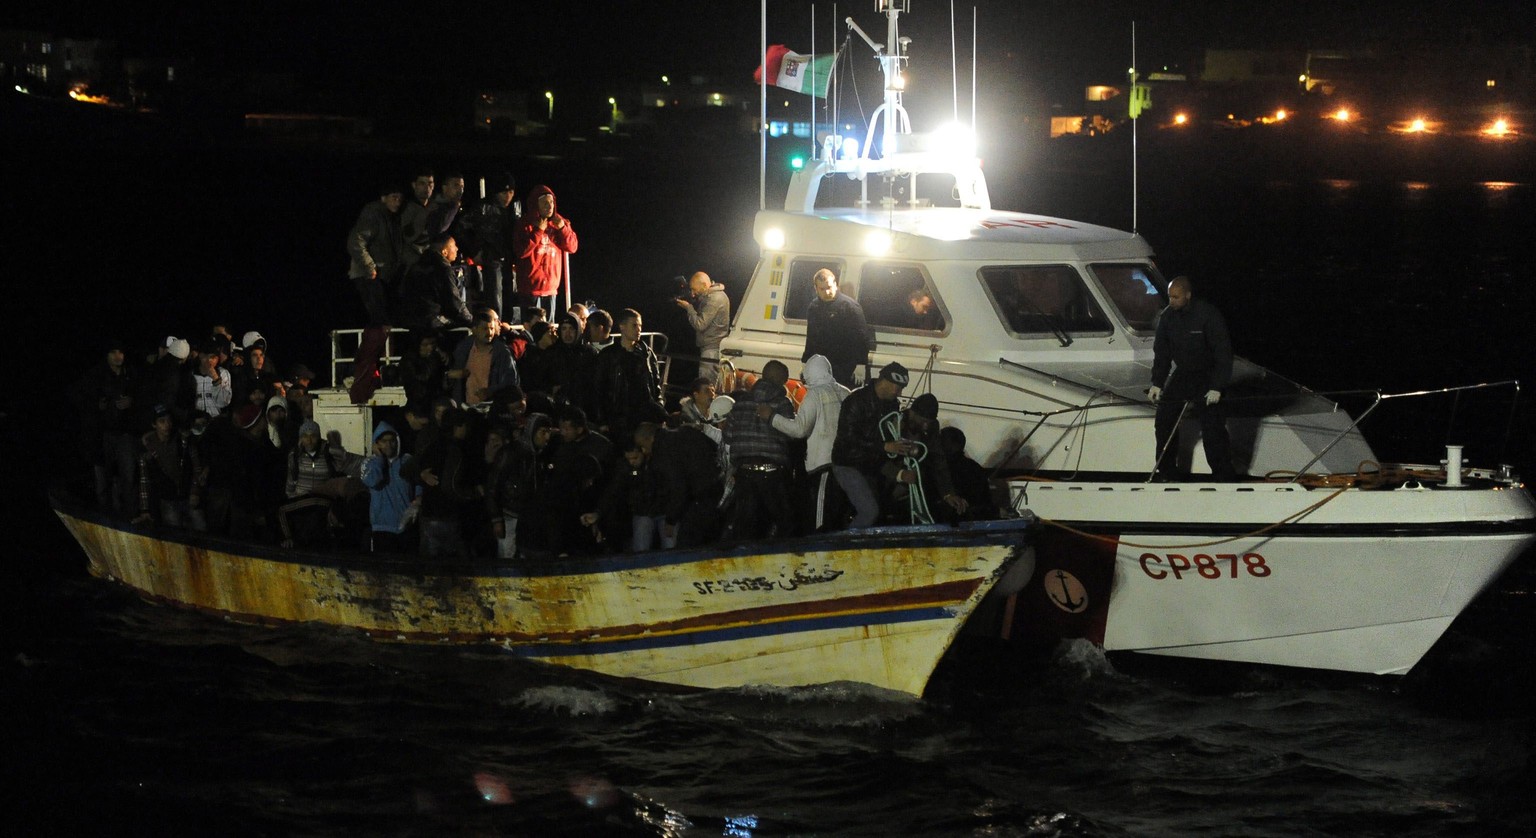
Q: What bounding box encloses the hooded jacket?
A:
[771,354,850,472]
[515,185,578,297]
[360,421,417,533]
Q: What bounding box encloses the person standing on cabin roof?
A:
[346,183,406,327]
[1147,275,1238,481]
[515,185,578,318]
[675,271,731,387]
[399,167,436,269]
[426,171,465,239]
[398,232,474,339]
[461,172,520,318]
[803,268,870,388]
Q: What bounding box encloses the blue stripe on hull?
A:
[507,605,958,659]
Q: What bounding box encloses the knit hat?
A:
[492,172,516,194]
[167,338,190,360]
[911,393,939,420]
[234,403,263,429]
[878,362,910,387]
[299,420,321,436]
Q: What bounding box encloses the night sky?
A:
[9,1,1532,89]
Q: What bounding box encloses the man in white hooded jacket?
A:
[763,354,850,531]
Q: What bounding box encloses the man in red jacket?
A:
[515,185,578,318]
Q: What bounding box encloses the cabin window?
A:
[783,259,845,321]
[858,262,946,333]
[1089,263,1166,333]
[979,265,1113,337]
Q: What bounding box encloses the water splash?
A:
[514,685,621,716]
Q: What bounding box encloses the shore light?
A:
[1173,112,1188,126]
[1484,118,1510,137]
[1408,117,1427,133]
[1333,108,1351,122]
[544,91,553,120]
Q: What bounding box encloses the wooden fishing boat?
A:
[52,491,1033,697]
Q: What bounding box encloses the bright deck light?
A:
[934,122,976,157]
[762,228,785,250]
[864,231,892,256]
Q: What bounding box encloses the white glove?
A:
[1147,386,1162,404]
[1205,389,1222,406]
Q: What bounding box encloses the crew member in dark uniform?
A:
[802,268,870,388]
[1148,275,1236,480]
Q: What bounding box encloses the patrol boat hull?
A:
[1007,478,1536,674]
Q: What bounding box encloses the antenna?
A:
[971,6,977,133]
[1130,21,1139,233]
[759,0,767,210]
[950,1,958,124]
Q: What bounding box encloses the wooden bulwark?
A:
[55,503,1031,695]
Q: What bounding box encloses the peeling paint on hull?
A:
[54,504,1032,696]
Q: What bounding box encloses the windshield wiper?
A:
[1021,297,1073,347]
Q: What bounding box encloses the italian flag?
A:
[755,45,834,97]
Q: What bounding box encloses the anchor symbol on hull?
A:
[1046,569,1089,614]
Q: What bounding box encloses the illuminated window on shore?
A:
[791,122,812,138]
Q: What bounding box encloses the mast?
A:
[780,0,990,214]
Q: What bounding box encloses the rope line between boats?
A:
[1022,461,1449,549]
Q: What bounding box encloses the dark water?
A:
[6,106,1535,835]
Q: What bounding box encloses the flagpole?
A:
[810,5,816,168]
[760,0,767,211]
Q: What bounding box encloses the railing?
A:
[328,326,675,401]
[1289,380,1521,480]
[327,327,468,388]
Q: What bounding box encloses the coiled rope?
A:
[880,409,936,525]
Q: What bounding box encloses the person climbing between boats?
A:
[1147,275,1237,481]
[831,361,912,528]
[883,393,967,524]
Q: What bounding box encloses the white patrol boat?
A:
[721,1,1536,675]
